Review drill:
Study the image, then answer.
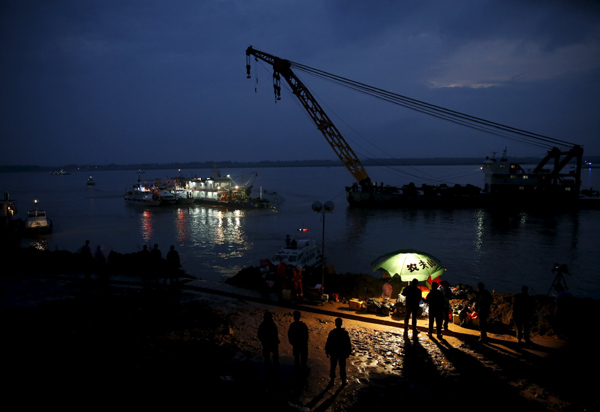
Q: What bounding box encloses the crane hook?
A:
[246,55,252,79]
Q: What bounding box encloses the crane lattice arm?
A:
[246,46,370,185]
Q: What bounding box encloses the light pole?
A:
[312,200,335,292]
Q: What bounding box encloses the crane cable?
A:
[289,61,576,151]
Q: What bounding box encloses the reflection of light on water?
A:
[474,210,485,253]
[21,238,49,251]
[187,207,251,258]
[174,207,189,242]
[140,209,154,243]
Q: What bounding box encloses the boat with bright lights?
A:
[163,172,195,205]
[124,178,176,206]
[23,200,53,236]
[183,165,276,210]
[87,176,95,186]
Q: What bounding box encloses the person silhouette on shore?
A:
[440,280,453,332]
[513,285,533,344]
[79,240,94,279]
[166,245,182,285]
[325,317,352,386]
[475,282,493,342]
[425,281,444,339]
[150,244,162,283]
[402,278,423,338]
[257,311,280,376]
[288,310,309,373]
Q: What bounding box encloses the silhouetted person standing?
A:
[79,240,93,280]
[402,278,422,338]
[513,285,533,344]
[425,282,444,339]
[440,280,453,332]
[150,244,162,284]
[288,310,309,372]
[325,317,352,386]
[166,245,181,284]
[475,282,493,342]
[258,311,280,376]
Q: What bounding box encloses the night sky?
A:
[2,0,599,167]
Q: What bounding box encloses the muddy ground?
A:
[1,269,597,411]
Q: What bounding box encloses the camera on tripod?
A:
[552,263,569,275]
[549,263,570,295]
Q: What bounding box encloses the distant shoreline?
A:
[4,155,597,174]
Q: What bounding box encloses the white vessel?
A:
[124,179,176,206]
[268,236,322,269]
[24,199,53,235]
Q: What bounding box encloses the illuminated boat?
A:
[165,173,194,205]
[87,176,95,186]
[24,200,53,236]
[184,165,275,209]
[124,179,176,206]
[266,235,322,269]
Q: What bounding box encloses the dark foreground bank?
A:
[1,247,598,411]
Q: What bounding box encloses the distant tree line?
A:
[2,155,597,174]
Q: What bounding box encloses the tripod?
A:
[548,264,570,295]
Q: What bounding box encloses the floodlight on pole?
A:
[312,200,335,291]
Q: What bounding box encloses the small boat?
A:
[172,188,195,205]
[23,199,53,236]
[50,169,71,175]
[166,172,195,205]
[124,178,176,206]
[266,234,322,269]
[87,176,95,186]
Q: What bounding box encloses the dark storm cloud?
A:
[1,0,599,167]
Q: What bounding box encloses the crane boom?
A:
[246,46,370,185]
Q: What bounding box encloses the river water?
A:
[2,164,599,299]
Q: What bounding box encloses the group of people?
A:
[275,260,304,300]
[138,243,183,285]
[78,240,183,286]
[258,310,352,386]
[401,278,455,340]
[403,277,535,344]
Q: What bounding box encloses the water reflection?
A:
[174,207,189,242]
[186,207,251,254]
[139,209,155,243]
[474,209,485,253]
[21,238,49,251]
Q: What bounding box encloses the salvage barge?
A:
[346,147,600,209]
